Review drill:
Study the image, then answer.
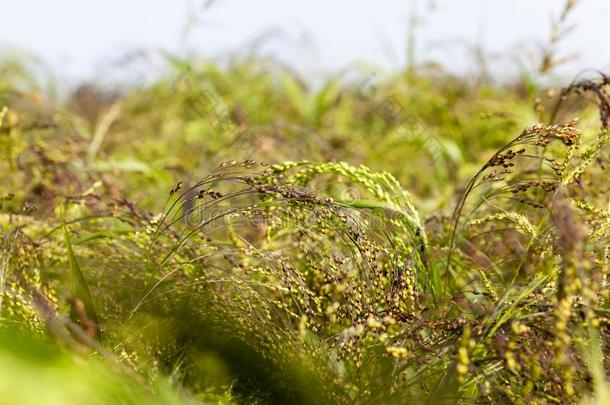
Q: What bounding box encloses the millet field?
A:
[1,1,610,403]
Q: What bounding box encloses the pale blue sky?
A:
[1,0,609,83]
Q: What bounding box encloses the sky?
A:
[1,0,609,84]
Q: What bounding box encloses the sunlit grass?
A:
[0,53,609,404]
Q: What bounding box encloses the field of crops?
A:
[1,10,610,403]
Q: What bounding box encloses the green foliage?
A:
[0,329,199,405]
[1,55,610,404]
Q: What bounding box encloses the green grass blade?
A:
[63,223,101,340]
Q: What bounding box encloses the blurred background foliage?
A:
[1,55,544,213]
